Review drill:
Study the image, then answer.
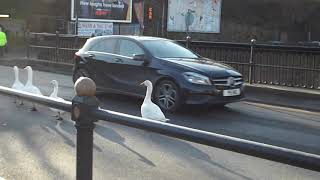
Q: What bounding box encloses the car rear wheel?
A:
[73,68,90,83]
[154,80,181,112]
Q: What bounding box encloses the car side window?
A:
[119,40,144,58]
[90,39,117,54]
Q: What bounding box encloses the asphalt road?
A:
[0,65,319,179]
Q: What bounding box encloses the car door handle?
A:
[114,58,123,63]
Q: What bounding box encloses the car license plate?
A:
[223,89,240,96]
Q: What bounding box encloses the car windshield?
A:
[141,40,199,58]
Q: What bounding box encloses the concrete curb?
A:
[1,58,319,112]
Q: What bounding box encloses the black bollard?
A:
[72,77,99,180]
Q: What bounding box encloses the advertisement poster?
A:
[167,0,222,33]
[78,22,113,36]
[71,0,132,23]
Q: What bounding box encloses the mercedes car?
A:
[72,35,245,112]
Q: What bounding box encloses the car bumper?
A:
[181,83,245,105]
[184,93,244,105]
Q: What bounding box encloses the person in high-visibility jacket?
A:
[0,27,7,57]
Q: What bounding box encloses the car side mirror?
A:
[133,54,149,65]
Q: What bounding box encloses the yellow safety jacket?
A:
[0,31,7,47]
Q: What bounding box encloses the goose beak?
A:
[140,82,144,86]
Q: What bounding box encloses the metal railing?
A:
[179,39,320,89]
[26,31,88,64]
[0,77,319,180]
[26,32,320,90]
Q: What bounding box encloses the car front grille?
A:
[212,77,243,90]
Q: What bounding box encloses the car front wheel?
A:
[154,80,181,112]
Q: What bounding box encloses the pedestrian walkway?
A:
[0,47,26,60]
[245,83,320,112]
[246,83,320,95]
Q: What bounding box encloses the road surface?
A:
[0,65,319,179]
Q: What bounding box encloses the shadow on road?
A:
[94,124,156,167]
[41,118,103,152]
[148,133,253,180]
[97,94,252,178]
[97,93,320,136]
[41,121,75,148]
[93,93,320,155]
[0,96,72,178]
[39,103,156,168]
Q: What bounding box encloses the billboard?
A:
[78,22,113,36]
[167,0,222,33]
[71,0,132,23]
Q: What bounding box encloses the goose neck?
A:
[52,84,58,97]
[26,69,33,85]
[144,85,153,103]
[14,68,19,83]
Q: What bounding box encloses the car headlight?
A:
[183,72,212,85]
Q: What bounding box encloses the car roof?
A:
[89,35,170,42]
[81,35,173,52]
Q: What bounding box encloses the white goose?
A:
[140,80,169,122]
[23,66,42,111]
[11,66,24,105]
[49,80,65,120]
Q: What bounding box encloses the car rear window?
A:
[89,39,117,54]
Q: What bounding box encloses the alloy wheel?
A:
[157,83,177,110]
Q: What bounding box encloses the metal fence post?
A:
[55,31,60,62]
[249,39,256,84]
[74,35,79,50]
[26,29,30,58]
[186,35,192,49]
[72,77,99,180]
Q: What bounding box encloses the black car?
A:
[73,35,245,111]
